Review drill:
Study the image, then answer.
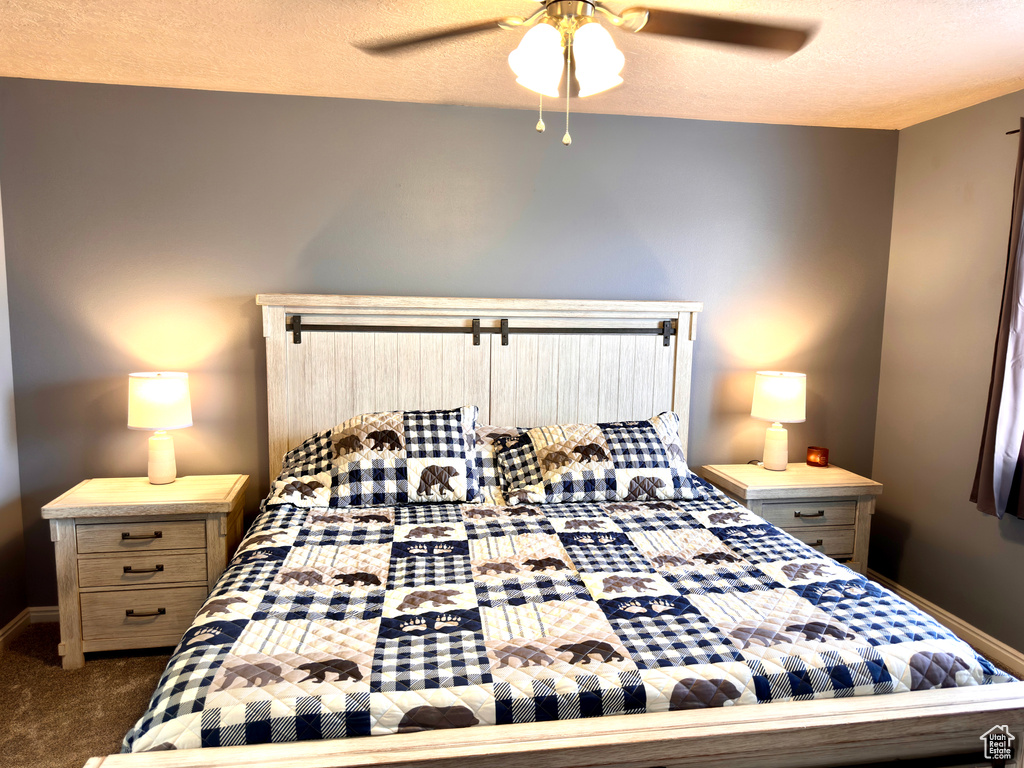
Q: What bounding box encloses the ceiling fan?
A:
[358,1,816,144]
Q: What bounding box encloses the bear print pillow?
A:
[495,411,703,505]
[275,406,481,506]
[266,471,333,508]
[472,424,527,505]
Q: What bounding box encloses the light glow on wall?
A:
[716,304,820,367]
[92,302,233,369]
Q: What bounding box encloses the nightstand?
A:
[698,463,882,574]
[42,474,248,670]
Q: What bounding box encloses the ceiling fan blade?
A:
[633,9,812,54]
[356,19,506,54]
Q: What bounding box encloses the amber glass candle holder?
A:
[807,446,829,467]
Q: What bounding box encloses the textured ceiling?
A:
[2,0,1024,129]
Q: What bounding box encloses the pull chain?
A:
[563,45,572,146]
[536,94,545,133]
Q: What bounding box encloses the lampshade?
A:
[128,372,192,431]
[751,371,806,423]
[508,22,565,97]
[572,21,625,97]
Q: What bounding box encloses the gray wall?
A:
[0,176,25,627]
[872,88,1024,649]
[0,78,898,608]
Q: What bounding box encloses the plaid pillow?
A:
[274,406,481,506]
[472,425,526,505]
[496,412,702,505]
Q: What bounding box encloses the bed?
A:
[89,295,1024,768]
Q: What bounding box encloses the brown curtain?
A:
[972,117,1024,518]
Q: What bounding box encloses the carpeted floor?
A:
[0,623,171,768]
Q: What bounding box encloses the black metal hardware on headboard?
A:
[286,315,677,346]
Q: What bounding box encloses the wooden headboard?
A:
[257,295,703,476]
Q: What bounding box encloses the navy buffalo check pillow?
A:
[271,406,482,506]
[472,425,526,505]
[496,411,702,505]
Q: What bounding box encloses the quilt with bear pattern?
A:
[122,483,1014,753]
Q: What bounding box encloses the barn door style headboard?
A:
[256,295,703,476]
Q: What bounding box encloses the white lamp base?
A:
[148,431,177,484]
[762,422,789,471]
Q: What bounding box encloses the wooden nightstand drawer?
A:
[76,520,206,554]
[80,586,207,641]
[789,527,855,556]
[759,500,856,529]
[78,552,208,588]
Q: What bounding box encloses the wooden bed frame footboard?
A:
[84,295,1024,768]
[86,683,1024,768]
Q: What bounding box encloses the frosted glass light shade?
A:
[508,22,565,97]
[128,372,192,430]
[572,22,624,97]
[751,371,806,423]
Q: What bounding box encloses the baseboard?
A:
[868,569,1024,679]
[0,607,30,652]
[0,605,60,651]
[29,605,59,623]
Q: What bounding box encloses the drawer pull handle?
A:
[125,608,166,618]
[810,539,824,547]
[121,531,162,540]
[795,510,825,518]
[123,564,164,574]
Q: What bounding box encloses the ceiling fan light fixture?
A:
[508,21,564,98]
[577,71,623,98]
[572,21,625,97]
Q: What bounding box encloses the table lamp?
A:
[128,372,192,484]
[751,371,806,471]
